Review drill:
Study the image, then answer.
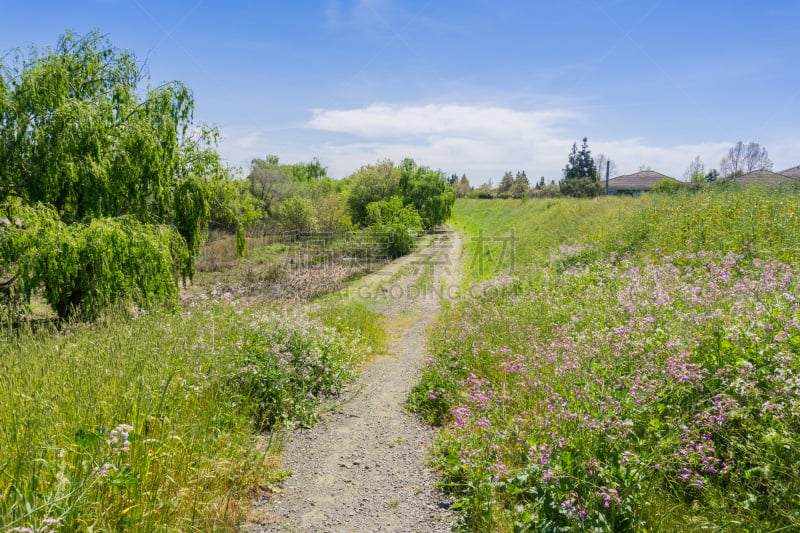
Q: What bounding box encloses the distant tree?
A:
[247,157,295,217]
[448,173,459,185]
[317,193,351,231]
[560,138,600,198]
[497,172,515,197]
[720,143,745,177]
[455,174,472,198]
[705,169,720,182]
[534,182,562,198]
[596,153,617,182]
[743,142,773,173]
[536,176,545,190]
[474,183,494,199]
[277,196,317,233]
[719,141,772,177]
[510,171,530,198]
[684,156,706,183]
[293,157,327,181]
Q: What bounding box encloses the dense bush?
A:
[234,312,361,429]
[345,160,401,226]
[365,196,423,258]
[277,196,318,233]
[650,177,684,193]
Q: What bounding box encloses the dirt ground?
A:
[242,229,462,533]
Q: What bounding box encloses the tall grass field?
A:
[410,189,800,531]
[0,298,380,531]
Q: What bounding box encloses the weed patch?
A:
[415,190,800,531]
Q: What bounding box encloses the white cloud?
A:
[305,103,743,181]
[306,103,584,180]
[217,103,800,183]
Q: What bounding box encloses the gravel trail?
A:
[243,229,461,533]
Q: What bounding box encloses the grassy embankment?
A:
[0,237,385,532]
[411,190,800,531]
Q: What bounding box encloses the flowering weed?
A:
[415,189,800,531]
[0,303,367,531]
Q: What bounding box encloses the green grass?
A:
[453,188,800,280]
[452,197,639,279]
[412,188,800,532]
[0,299,370,531]
[313,299,386,356]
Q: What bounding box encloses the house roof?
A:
[734,170,800,187]
[606,170,672,190]
[779,165,800,179]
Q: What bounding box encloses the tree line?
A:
[454,137,780,200]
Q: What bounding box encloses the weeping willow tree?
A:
[0,30,248,318]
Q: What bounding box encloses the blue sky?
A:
[2,1,799,183]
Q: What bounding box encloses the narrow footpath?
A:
[244,229,461,533]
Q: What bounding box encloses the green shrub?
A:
[650,177,684,193]
[233,313,360,429]
[365,196,423,258]
[277,196,318,233]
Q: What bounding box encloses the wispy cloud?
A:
[309,103,582,141]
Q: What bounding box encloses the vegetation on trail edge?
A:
[0,302,380,531]
[410,189,800,531]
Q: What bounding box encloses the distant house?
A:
[733,169,800,187]
[779,165,800,179]
[605,170,672,196]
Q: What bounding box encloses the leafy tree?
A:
[345,160,400,226]
[365,196,422,258]
[455,174,472,198]
[247,157,296,217]
[277,196,317,233]
[476,183,494,198]
[560,138,600,198]
[1,206,186,318]
[298,157,328,181]
[316,193,352,231]
[510,171,529,198]
[397,158,455,229]
[496,172,515,197]
[0,31,240,318]
[705,169,720,182]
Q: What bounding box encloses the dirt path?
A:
[244,229,461,533]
